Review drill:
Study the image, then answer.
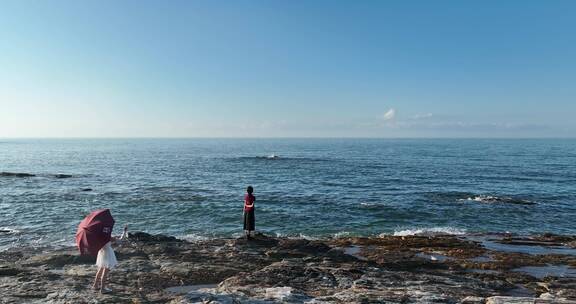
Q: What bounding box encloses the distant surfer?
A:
[243,186,256,240]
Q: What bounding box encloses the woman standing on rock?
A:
[243,186,256,239]
[92,224,128,293]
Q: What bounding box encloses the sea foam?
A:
[0,227,21,234]
[391,227,467,237]
[180,233,211,242]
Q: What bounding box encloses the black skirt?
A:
[243,209,255,231]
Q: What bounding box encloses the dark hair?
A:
[246,186,254,194]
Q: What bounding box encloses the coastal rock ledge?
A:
[1,232,576,303]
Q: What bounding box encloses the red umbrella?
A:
[75,209,115,256]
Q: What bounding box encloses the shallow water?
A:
[342,245,367,261]
[477,238,576,256]
[1,138,576,250]
[513,265,576,279]
[469,255,494,263]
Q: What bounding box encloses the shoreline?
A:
[1,229,574,254]
[1,232,576,303]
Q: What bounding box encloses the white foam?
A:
[273,232,318,240]
[390,227,467,237]
[0,227,21,234]
[180,233,210,242]
[458,195,533,205]
[458,195,499,203]
[332,231,352,238]
[359,202,379,207]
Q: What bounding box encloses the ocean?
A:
[1,138,575,251]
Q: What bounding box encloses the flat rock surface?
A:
[1,232,576,303]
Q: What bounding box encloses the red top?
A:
[244,194,255,212]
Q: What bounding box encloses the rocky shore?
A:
[1,232,576,304]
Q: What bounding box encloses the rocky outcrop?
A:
[0,172,35,177]
[0,172,73,179]
[53,174,73,178]
[1,232,575,303]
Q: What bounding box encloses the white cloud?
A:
[411,113,433,120]
[382,108,396,121]
[394,120,551,132]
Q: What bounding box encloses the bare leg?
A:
[93,267,103,289]
[100,268,109,292]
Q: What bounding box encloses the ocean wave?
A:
[332,231,353,238]
[231,155,329,162]
[359,202,385,209]
[262,153,280,159]
[0,227,21,234]
[425,191,536,205]
[458,195,535,205]
[235,155,283,160]
[390,227,467,237]
[273,232,319,240]
[359,202,377,206]
[180,233,211,242]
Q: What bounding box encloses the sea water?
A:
[1,138,575,250]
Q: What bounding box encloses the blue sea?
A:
[1,138,575,251]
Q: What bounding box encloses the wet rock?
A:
[0,172,35,177]
[264,286,312,302]
[0,250,24,263]
[498,235,572,247]
[63,265,94,277]
[21,252,94,267]
[53,174,73,178]
[44,290,90,303]
[486,296,534,303]
[0,265,22,276]
[485,295,575,303]
[545,277,576,299]
[129,232,182,243]
[232,232,279,248]
[3,232,576,303]
[177,288,264,304]
[536,233,576,244]
[461,296,485,303]
[264,239,332,260]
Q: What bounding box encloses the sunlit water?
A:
[1,138,575,251]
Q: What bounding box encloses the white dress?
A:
[96,242,118,269]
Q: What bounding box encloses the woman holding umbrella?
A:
[93,238,117,292]
[76,209,127,293]
[92,224,128,293]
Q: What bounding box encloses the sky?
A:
[0,0,575,138]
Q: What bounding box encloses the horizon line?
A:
[1,136,575,140]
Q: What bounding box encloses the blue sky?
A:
[0,0,574,137]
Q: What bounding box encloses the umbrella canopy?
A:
[75,209,115,256]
